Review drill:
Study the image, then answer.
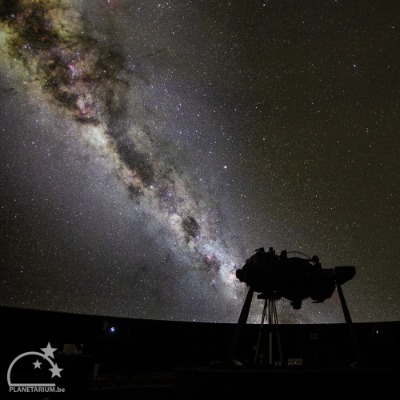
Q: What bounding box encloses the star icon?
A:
[33,360,42,369]
[41,342,57,359]
[49,363,63,378]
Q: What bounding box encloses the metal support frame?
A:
[336,281,363,367]
[253,296,283,367]
[225,281,362,369]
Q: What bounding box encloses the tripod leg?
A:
[336,282,363,367]
[272,299,283,367]
[254,299,268,365]
[268,299,273,366]
[225,288,254,366]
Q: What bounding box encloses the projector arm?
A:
[335,269,364,368]
[225,287,254,367]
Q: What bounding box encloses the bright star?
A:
[33,360,42,369]
[41,342,57,359]
[49,363,63,378]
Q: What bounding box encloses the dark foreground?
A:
[1,306,399,399]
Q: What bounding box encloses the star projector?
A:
[219,247,361,370]
[235,246,355,309]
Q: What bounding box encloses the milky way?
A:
[1,0,399,324]
[0,0,249,322]
[1,1,230,258]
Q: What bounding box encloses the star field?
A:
[0,0,399,324]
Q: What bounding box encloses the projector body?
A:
[235,247,355,309]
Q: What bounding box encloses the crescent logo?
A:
[7,343,66,393]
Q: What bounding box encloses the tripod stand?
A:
[225,288,284,368]
[225,274,362,369]
[253,294,283,367]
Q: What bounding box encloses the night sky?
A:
[0,0,399,324]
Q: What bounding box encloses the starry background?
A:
[0,0,399,324]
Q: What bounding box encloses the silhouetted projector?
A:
[235,247,355,309]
